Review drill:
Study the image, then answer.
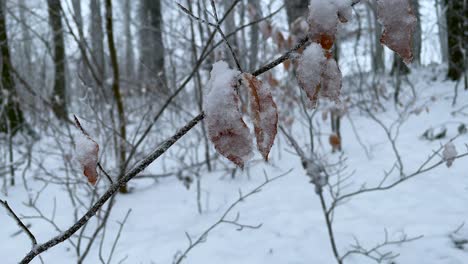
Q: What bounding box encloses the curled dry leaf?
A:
[204,61,253,168]
[376,0,417,63]
[242,73,279,161]
[75,134,99,185]
[442,142,457,168]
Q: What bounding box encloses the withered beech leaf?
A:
[242,73,278,161]
[75,134,99,185]
[204,61,253,168]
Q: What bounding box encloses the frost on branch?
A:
[297,43,326,106]
[442,142,457,168]
[204,61,253,168]
[75,133,99,185]
[376,0,417,63]
[242,73,278,161]
[307,0,352,50]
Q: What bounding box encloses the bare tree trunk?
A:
[47,0,67,120]
[445,0,465,81]
[105,0,128,193]
[366,1,385,72]
[90,0,105,82]
[248,0,261,72]
[0,0,24,135]
[436,0,448,63]
[285,0,309,25]
[412,0,422,65]
[222,0,239,67]
[122,0,134,79]
[139,0,167,92]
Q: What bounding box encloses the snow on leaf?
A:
[204,61,253,168]
[75,133,99,185]
[307,0,353,50]
[296,43,326,107]
[442,142,457,168]
[376,0,417,63]
[320,58,342,103]
[242,73,278,161]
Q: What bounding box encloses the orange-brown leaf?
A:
[242,73,278,161]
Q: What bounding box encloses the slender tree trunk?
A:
[445,0,465,81]
[90,0,105,82]
[248,0,261,72]
[139,0,167,92]
[366,1,385,72]
[47,0,67,120]
[105,0,128,193]
[412,0,422,65]
[436,0,448,63]
[122,0,134,79]
[0,0,24,135]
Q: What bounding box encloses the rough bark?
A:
[47,0,68,120]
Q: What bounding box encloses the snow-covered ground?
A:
[1,67,467,264]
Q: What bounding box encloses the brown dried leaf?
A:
[242,73,278,161]
[75,135,99,185]
[205,61,253,168]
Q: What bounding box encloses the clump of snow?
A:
[296,43,326,106]
[204,61,253,168]
[308,0,353,46]
[442,142,457,168]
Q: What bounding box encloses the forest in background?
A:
[0,0,467,263]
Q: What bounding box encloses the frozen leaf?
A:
[204,61,253,168]
[296,43,326,106]
[320,58,342,103]
[442,142,457,168]
[242,73,278,161]
[75,134,99,185]
[307,0,353,50]
[329,133,341,152]
[376,0,417,63]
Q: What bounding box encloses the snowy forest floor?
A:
[1,66,468,264]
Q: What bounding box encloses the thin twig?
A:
[0,200,37,247]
